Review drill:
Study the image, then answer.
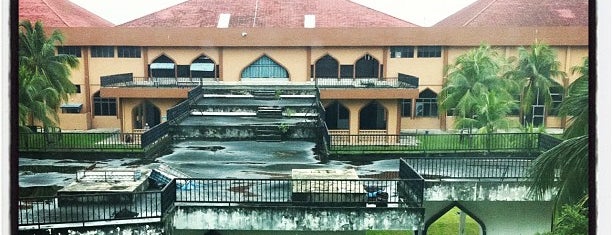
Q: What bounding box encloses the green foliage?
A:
[441,44,518,133]
[278,123,290,133]
[528,57,589,212]
[537,199,588,235]
[506,42,566,119]
[428,207,480,235]
[18,20,79,130]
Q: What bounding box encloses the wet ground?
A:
[18,140,400,195]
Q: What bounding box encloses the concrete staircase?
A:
[255,125,283,142]
[257,106,283,119]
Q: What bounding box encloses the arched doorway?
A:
[132,101,161,130]
[241,55,288,79]
[315,55,339,78]
[425,204,485,235]
[355,54,379,78]
[150,54,176,77]
[325,101,349,130]
[359,101,387,130]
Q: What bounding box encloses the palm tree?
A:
[454,91,519,134]
[440,44,515,130]
[528,57,588,212]
[18,66,60,132]
[508,42,566,125]
[18,20,79,130]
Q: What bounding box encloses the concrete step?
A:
[252,90,279,100]
[257,106,283,118]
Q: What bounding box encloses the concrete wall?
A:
[423,201,554,235]
[424,181,555,201]
[421,181,555,235]
[169,206,423,231]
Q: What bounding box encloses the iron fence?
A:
[101,74,215,88]
[314,77,416,89]
[166,99,190,124]
[18,132,142,152]
[329,133,540,153]
[402,156,535,179]
[538,133,563,151]
[141,122,169,149]
[18,191,162,227]
[173,178,423,208]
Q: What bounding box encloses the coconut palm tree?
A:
[18,20,79,130]
[454,91,519,134]
[508,42,566,125]
[18,66,61,132]
[440,44,516,130]
[528,57,588,212]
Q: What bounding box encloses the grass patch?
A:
[19,132,141,151]
[428,207,480,235]
[366,231,414,235]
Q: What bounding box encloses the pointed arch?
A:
[315,54,339,78]
[132,100,161,130]
[190,54,216,78]
[324,101,349,129]
[424,202,486,235]
[150,54,176,78]
[241,55,289,79]
[359,100,387,130]
[416,89,438,117]
[355,54,379,78]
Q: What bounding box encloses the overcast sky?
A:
[70,0,477,26]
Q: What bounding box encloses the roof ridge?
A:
[347,0,419,27]
[462,0,499,26]
[41,0,69,26]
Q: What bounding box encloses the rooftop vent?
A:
[217,13,231,28]
[304,15,315,28]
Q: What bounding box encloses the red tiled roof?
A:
[435,0,588,27]
[19,0,114,27]
[120,0,417,27]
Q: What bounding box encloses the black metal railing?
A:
[18,191,162,228]
[314,77,416,89]
[18,177,424,228]
[19,132,142,152]
[173,178,424,208]
[141,122,169,149]
[100,73,134,87]
[399,159,425,207]
[538,133,563,151]
[101,74,216,88]
[187,85,204,102]
[402,156,535,180]
[166,99,190,124]
[329,133,540,153]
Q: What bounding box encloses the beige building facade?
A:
[41,27,588,134]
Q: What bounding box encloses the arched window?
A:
[241,55,288,79]
[416,89,438,117]
[315,55,339,78]
[150,55,176,77]
[359,101,387,130]
[355,54,379,78]
[93,91,117,116]
[191,55,216,78]
[325,101,349,129]
[132,101,161,129]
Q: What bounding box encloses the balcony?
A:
[101,73,216,88]
[315,77,416,89]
